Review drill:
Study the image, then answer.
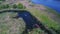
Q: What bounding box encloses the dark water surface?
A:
[16,11,53,34]
[31,0,60,13]
[0,10,53,34]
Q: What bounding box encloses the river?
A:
[0,10,54,34]
[17,11,53,34]
[31,0,60,13]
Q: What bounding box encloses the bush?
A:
[0,4,9,9]
[17,3,24,9]
[0,3,26,9]
[4,4,10,8]
[12,4,17,9]
[0,5,2,9]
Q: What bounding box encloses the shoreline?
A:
[0,0,60,31]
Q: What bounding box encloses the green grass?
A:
[28,28,46,34]
[39,14,59,29]
[0,24,9,34]
[0,12,26,34]
[27,7,60,30]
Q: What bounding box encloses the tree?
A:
[12,4,17,9]
[5,4,9,8]
[0,0,5,1]
[0,5,2,9]
[1,4,9,9]
[17,3,24,9]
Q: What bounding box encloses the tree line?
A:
[0,3,26,10]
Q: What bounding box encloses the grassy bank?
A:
[27,7,60,30]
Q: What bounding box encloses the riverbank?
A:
[1,0,60,31]
[0,10,53,34]
[23,0,60,29]
[0,0,60,34]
